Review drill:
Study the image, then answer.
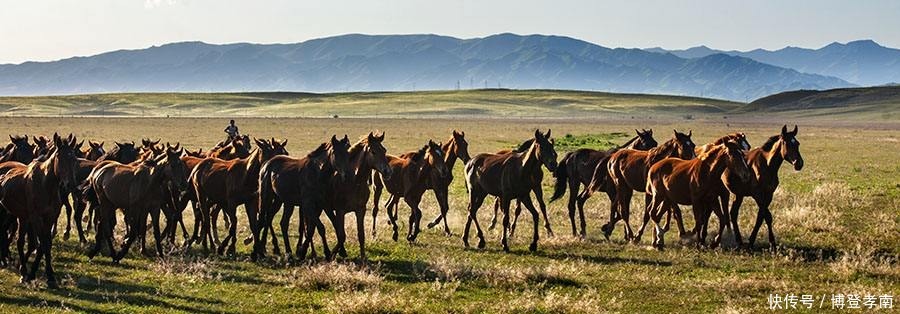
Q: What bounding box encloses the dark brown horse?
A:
[31,136,51,158]
[323,132,393,259]
[0,133,79,288]
[190,138,288,255]
[255,136,352,260]
[372,130,471,237]
[0,135,35,164]
[643,140,752,249]
[140,138,163,155]
[85,144,188,262]
[374,140,449,243]
[463,130,557,252]
[97,141,139,164]
[82,141,106,161]
[606,130,696,241]
[486,138,556,238]
[549,129,658,238]
[161,149,207,246]
[722,126,804,250]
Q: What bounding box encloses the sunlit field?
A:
[0,115,897,313]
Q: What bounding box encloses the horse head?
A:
[780,125,803,171]
[634,128,658,150]
[451,130,471,163]
[673,130,697,160]
[51,133,80,191]
[365,131,392,180]
[426,139,449,178]
[533,129,558,172]
[329,135,352,182]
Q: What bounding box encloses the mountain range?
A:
[0,33,883,101]
[646,39,900,86]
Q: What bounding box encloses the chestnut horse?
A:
[255,136,352,260]
[723,126,804,250]
[463,130,557,252]
[689,133,751,247]
[643,140,752,249]
[85,145,188,262]
[190,138,288,255]
[374,140,449,243]
[487,138,556,237]
[0,133,79,288]
[209,135,251,160]
[372,130,471,237]
[606,130,697,241]
[323,132,393,259]
[549,129,658,238]
[82,141,106,161]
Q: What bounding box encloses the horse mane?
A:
[514,138,534,153]
[307,142,329,158]
[648,137,679,158]
[761,135,781,150]
[349,137,369,156]
[618,136,639,149]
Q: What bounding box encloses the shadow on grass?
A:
[57,277,225,313]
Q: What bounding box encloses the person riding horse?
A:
[224,120,239,140]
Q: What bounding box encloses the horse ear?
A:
[688,130,692,137]
[281,139,288,147]
[781,125,788,136]
[546,129,551,138]
[331,135,339,145]
[377,131,385,141]
[534,129,541,139]
[791,125,798,135]
[8,135,14,142]
[648,129,653,135]
[635,129,640,135]
[368,132,375,141]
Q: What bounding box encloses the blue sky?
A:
[1,0,898,64]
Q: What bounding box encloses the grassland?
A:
[0,115,897,313]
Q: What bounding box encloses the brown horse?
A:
[643,140,752,249]
[463,129,557,252]
[140,138,163,155]
[323,132,393,259]
[372,130,471,237]
[722,125,804,250]
[84,144,188,262]
[486,138,556,238]
[374,140,449,243]
[549,129,658,238]
[82,141,106,161]
[97,141,140,164]
[606,130,697,241]
[161,149,207,246]
[0,133,79,288]
[190,138,288,255]
[255,135,352,260]
[688,133,751,247]
[0,135,35,164]
[209,135,251,160]
[32,136,51,158]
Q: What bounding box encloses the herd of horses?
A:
[0,125,804,288]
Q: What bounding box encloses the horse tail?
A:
[257,161,276,230]
[80,180,97,206]
[587,156,611,194]
[549,152,572,203]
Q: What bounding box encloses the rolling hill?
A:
[0,33,851,101]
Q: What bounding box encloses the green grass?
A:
[0,115,897,313]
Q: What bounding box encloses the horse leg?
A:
[747,195,767,250]
[16,221,29,282]
[150,206,164,256]
[427,187,452,237]
[601,189,618,240]
[576,190,589,238]
[62,191,73,241]
[710,197,730,249]
[533,187,553,237]
[566,182,579,237]
[27,221,44,284]
[243,198,261,253]
[355,208,367,260]
[625,192,651,241]
[409,192,425,242]
[388,196,400,242]
[463,189,487,249]
[317,218,330,260]
[219,204,238,256]
[210,206,222,247]
[509,200,523,238]
[297,202,318,260]
[759,194,777,251]
[520,196,541,252]
[73,194,87,243]
[279,204,295,258]
[488,197,500,231]
[729,196,745,246]
[114,211,143,263]
[499,197,512,252]
[38,220,57,289]
[327,209,346,259]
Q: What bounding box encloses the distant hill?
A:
[0,33,851,101]
[744,85,900,112]
[648,40,900,86]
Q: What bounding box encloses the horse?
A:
[723,125,804,251]
[160,148,207,247]
[31,136,51,158]
[209,134,251,160]
[643,140,752,249]
[82,141,106,161]
[0,135,35,164]
[606,130,697,242]
[323,132,393,259]
[485,138,556,238]
[689,133,751,247]
[140,138,163,155]
[0,133,79,288]
[374,140,449,243]
[84,144,188,262]
[96,141,139,164]
[463,129,557,252]
[190,138,288,255]
[255,135,352,260]
[371,130,470,238]
[549,129,658,238]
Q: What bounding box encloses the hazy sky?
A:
[2,0,899,64]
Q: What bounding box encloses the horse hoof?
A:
[47,280,59,289]
[391,233,398,242]
[19,276,30,284]
[462,240,470,248]
[63,233,70,241]
[243,238,253,245]
[477,240,486,250]
[426,222,437,229]
[529,243,538,252]
[502,245,510,252]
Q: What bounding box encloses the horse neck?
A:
[698,148,729,182]
[619,136,639,149]
[442,141,459,169]
[245,148,264,173]
[646,141,675,164]
[33,150,61,189]
[350,145,372,181]
[521,142,541,172]
[763,141,785,171]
